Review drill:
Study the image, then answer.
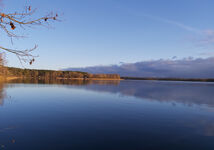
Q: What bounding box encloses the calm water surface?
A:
[0,79,213,150]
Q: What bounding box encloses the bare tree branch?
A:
[0,3,58,65]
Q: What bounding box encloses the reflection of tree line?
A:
[7,78,120,86]
[0,79,120,106]
[0,83,5,106]
[6,79,214,107]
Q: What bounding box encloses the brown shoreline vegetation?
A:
[5,67,121,81]
[1,67,214,83]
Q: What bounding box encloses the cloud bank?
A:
[66,57,214,78]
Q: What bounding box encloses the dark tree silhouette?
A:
[0,1,58,64]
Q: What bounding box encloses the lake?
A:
[0,79,213,150]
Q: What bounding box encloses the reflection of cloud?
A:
[67,80,214,108]
[6,80,214,138]
[9,79,214,108]
[67,57,214,78]
[78,80,214,137]
[201,120,214,136]
[185,119,214,137]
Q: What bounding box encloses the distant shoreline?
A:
[56,77,123,80]
[4,76,123,81]
[6,76,214,82]
[121,77,214,82]
[4,66,214,82]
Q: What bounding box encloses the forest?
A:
[6,67,121,80]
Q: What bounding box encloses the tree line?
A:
[7,67,120,80]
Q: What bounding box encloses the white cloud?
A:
[66,57,214,78]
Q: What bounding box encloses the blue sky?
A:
[1,0,214,70]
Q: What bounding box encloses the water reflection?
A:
[1,79,214,149]
[8,79,214,108]
[81,80,214,108]
[1,79,121,106]
[199,120,214,136]
[0,82,6,106]
[7,78,120,85]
